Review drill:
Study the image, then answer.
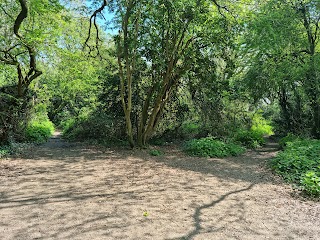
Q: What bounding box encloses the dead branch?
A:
[84,0,108,59]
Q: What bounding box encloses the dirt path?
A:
[0,133,319,240]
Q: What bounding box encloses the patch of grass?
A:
[149,149,163,156]
[184,137,245,158]
[271,139,320,197]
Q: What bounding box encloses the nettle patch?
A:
[271,139,320,197]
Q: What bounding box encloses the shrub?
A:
[25,119,55,143]
[149,149,163,156]
[180,122,200,139]
[271,139,320,197]
[184,137,245,158]
[0,145,11,158]
[301,171,320,197]
[62,111,126,143]
[278,133,301,149]
[234,130,265,149]
[251,112,274,136]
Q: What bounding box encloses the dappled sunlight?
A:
[1,138,319,239]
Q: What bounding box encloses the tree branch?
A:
[84,0,108,58]
[0,5,14,20]
[211,0,230,17]
[13,0,28,38]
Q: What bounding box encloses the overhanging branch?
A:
[212,0,230,16]
[84,0,108,59]
[13,0,28,38]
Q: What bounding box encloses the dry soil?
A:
[0,133,319,240]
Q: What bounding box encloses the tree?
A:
[0,0,63,143]
[96,0,233,147]
[245,0,320,137]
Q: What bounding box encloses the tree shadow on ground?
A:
[0,137,290,239]
[169,184,255,240]
[150,141,280,185]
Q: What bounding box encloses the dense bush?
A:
[0,87,32,144]
[251,112,274,136]
[271,139,320,197]
[180,122,201,139]
[25,119,55,143]
[184,137,245,158]
[234,129,265,149]
[278,133,302,149]
[62,111,126,143]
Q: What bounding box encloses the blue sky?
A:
[86,0,118,35]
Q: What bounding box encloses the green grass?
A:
[271,139,320,197]
[184,137,245,158]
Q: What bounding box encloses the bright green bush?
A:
[251,113,274,136]
[25,119,55,143]
[184,137,245,158]
[234,130,265,149]
[271,139,320,197]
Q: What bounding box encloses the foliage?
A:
[278,133,302,149]
[0,0,64,144]
[234,129,265,149]
[62,111,126,143]
[107,0,241,147]
[301,171,320,197]
[0,142,33,158]
[0,145,11,158]
[184,137,245,158]
[25,119,55,143]
[149,149,163,156]
[251,112,274,136]
[181,122,201,138]
[271,139,320,197]
[245,0,320,138]
[0,88,32,144]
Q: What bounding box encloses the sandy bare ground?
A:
[0,133,319,240]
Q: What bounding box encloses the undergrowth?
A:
[25,119,55,143]
[184,137,245,158]
[234,129,265,149]
[271,137,320,197]
[0,142,33,158]
[149,149,163,156]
